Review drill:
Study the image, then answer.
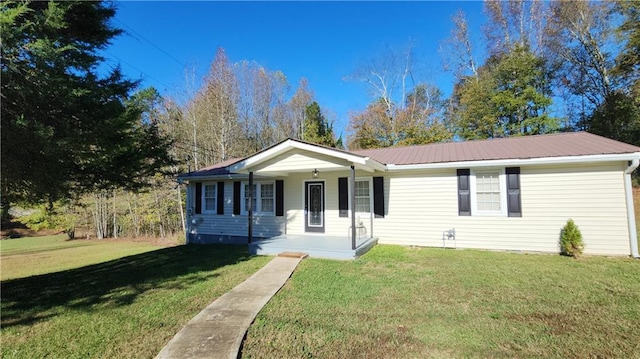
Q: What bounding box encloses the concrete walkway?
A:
[155,254,305,359]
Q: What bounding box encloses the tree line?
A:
[2,0,638,239]
[347,0,639,149]
[1,1,337,239]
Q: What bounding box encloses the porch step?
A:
[277,252,309,259]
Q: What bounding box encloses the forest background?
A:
[2,0,638,240]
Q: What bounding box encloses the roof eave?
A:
[229,139,377,173]
[386,152,640,171]
[177,173,250,182]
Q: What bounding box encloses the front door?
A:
[305,181,324,233]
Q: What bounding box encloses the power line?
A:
[114,18,186,69]
[102,50,174,91]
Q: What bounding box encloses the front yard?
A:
[242,246,640,358]
[0,238,271,358]
[2,236,638,358]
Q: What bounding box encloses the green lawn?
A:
[2,237,639,358]
[242,246,640,358]
[0,239,271,359]
[0,235,165,280]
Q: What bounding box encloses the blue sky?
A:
[101,1,486,135]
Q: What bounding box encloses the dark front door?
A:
[305,181,324,233]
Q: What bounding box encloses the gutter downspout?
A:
[624,158,639,258]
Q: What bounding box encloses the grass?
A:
[1,240,271,359]
[0,235,166,281]
[242,245,640,358]
[3,221,640,358]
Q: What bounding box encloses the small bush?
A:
[560,219,584,258]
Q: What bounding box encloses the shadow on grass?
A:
[1,244,253,328]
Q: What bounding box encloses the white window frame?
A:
[241,181,276,216]
[202,182,217,214]
[470,169,507,216]
[259,182,275,215]
[350,177,373,218]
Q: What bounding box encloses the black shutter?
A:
[217,182,224,215]
[373,176,385,218]
[506,167,522,217]
[195,182,202,214]
[233,181,241,215]
[276,180,284,217]
[338,177,348,217]
[457,169,471,216]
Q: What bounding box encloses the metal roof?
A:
[179,132,640,179]
[353,132,640,165]
[179,158,240,178]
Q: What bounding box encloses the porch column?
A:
[350,165,356,250]
[248,171,253,243]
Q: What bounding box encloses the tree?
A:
[1,1,174,218]
[348,84,451,149]
[235,60,291,152]
[450,45,557,139]
[541,0,640,145]
[348,99,394,149]
[288,78,314,139]
[483,0,546,56]
[395,84,452,145]
[187,47,242,166]
[590,1,640,146]
[543,0,617,128]
[345,44,415,147]
[588,90,640,145]
[441,10,479,82]
[302,102,338,147]
[614,1,640,92]
[347,44,452,149]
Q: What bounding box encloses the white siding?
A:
[282,171,374,238]
[375,162,632,256]
[185,160,633,256]
[254,149,350,173]
[186,170,369,242]
[187,180,284,240]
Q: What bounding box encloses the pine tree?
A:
[1,1,174,217]
[302,102,337,147]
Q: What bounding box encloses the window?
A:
[475,172,501,212]
[338,177,385,218]
[470,170,505,215]
[354,180,371,213]
[242,181,275,215]
[203,183,216,213]
[261,183,274,214]
[458,168,522,217]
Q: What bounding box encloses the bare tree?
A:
[544,1,616,120]
[345,43,417,146]
[202,47,241,162]
[287,78,314,139]
[484,0,547,56]
[441,10,479,81]
[235,61,292,152]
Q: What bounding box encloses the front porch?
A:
[249,234,378,260]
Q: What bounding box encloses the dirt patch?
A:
[98,236,182,247]
[508,311,578,335]
[1,219,181,247]
[1,219,61,239]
